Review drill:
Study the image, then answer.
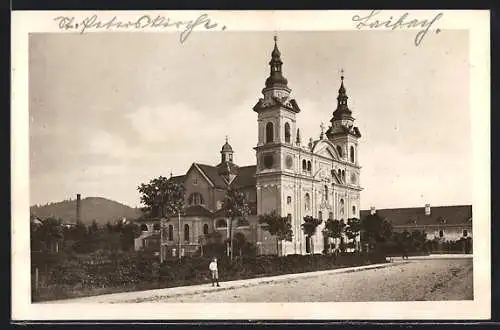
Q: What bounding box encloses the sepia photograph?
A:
[12,10,490,320]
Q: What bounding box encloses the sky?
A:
[29,30,470,209]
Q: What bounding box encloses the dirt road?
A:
[120,258,473,303]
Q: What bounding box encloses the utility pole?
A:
[178,211,181,260]
[160,217,164,263]
[159,193,165,263]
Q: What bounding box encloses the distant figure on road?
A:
[402,248,409,260]
[209,258,220,287]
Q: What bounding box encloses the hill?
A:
[30,197,143,225]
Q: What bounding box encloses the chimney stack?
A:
[370,206,376,215]
[425,203,431,216]
[76,194,81,224]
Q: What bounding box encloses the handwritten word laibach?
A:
[53,14,227,43]
[352,10,443,46]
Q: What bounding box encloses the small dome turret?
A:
[220,136,234,163]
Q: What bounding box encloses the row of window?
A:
[434,229,468,238]
[188,192,204,206]
[143,223,211,241]
[265,122,291,144]
[188,192,254,207]
[302,159,312,172]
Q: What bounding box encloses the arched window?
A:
[188,192,204,205]
[463,229,468,237]
[337,169,342,179]
[203,223,209,235]
[439,230,444,238]
[184,224,190,241]
[287,196,292,205]
[329,212,334,220]
[140,224,148,232]
[324,185,329,201]
[336,145,343,157]
[266,122,274,143]
[304,193,311,211]
[153,223,161,231]
[318,211,323,220]
[216,219,227,228]
[340,199,345,215]
[352,205,356,215]
[168,225,173,241]
[350,146,355,163]
[284,122,291,143]
[307,161,312,172]
[342,170,346,181]
[302,159,307,171]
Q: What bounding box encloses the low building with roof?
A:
[360,204,472,242]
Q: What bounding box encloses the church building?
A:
[135,37,363,256]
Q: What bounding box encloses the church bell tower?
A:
[253,36,301,216]
[326,72,362,166]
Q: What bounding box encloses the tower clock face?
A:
[263,154,274,169]
[285,155,293,169]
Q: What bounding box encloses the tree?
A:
[259,211,293,256]
[121,222,141,251]
[88,220,99,236]
[345,217,362,251]
[221,188,251,260]
[37,217,64,252]
[323,218,345,253]
[137,176,185,219]
[301,216,323,255]
[138,176,185,260]
[361,212,393,251]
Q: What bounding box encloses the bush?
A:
[33,249,388,301]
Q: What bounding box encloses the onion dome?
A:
[264,36,289,89]
[331,72,354,121]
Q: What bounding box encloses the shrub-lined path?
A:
[47,256,472,303]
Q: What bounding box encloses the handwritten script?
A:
[352,10,443,46]
[53,13,227,43]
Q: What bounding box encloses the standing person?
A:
[402,246,409,260]
[209,257,220,287]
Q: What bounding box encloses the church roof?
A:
[231,165,257,188]
[196,163,228,188]
[194,163,256,189]
[168,175,186,185]
[360,205,472,227]
[184,205,214,217]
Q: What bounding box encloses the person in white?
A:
[209,258,220,287]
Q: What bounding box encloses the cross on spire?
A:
[225,135,228,143]
[340,68,345,80]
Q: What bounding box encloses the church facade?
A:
[135,37,363,256]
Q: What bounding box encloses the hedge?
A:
[32,251,386,301]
